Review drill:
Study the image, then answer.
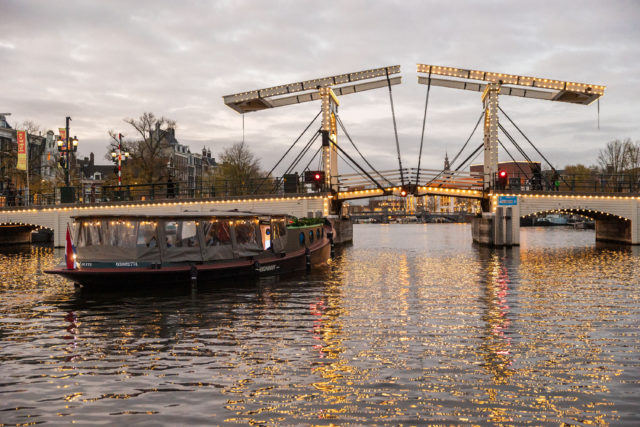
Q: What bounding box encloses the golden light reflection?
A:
[0,226,637,425]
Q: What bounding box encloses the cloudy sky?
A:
[2,0,639,175]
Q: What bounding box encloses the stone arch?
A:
[521,207,630,222]
[0,221,54,244]
[519,207,633,244]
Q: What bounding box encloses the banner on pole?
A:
[17,130,28,171]
[59,128,66,146]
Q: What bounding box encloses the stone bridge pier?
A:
[474,193,640,246]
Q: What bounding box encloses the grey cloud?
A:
[1,0,639,176]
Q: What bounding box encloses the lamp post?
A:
[57,116,78,203]
[57,116,78,186]
[110,133,129,188]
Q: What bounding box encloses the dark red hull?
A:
[46,240,331,288]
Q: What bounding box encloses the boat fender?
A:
[305,248,311,270]
[328,232,335,257]
[190,263,198,284]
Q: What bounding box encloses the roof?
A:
[71,210,289,220]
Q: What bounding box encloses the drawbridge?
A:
[223,63,605,211]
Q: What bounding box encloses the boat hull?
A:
[46,240,331,288]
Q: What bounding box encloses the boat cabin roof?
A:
[71,210,288,220]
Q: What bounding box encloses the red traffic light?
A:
[304,170,324,183]
[499,170,507,178]
[399,187,408,197]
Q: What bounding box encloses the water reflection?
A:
[0,226,639,425]
[478,247,516,385]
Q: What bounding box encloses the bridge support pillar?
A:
[596,216,633,244]
[472,200,520,247]
[0,225,32,245]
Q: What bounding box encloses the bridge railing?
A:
[492,171,640,193]
[0,177,326,209]
[337,168,484,191]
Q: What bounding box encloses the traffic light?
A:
[304,170,324,183]
[304,170,324,190]
[399,186,408,197]
[498,170,508,189]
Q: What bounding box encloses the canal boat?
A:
[45,211,332,287]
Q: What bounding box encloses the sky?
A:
[2,0,639,175]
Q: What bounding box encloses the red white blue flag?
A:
[65,224,77,270]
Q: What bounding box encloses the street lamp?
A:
[56,116,78,187]
[110,133,129,188]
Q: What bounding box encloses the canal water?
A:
[1,224,638,425]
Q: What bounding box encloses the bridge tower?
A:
[417,64,605,191]
[222,66,401,205]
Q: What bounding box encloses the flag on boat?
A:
[65,224,77,270]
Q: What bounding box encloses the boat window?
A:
[299,232,305,246]
[137,221,158,248]
[105,220,137,248]
[316,228,321,239]
[275,220,287,237]
[309,230,314,243]
[77,220,103,247]
[203,220,232,246]
[235,220,257,245]
[261,225,271,250]
[165,220,199,248]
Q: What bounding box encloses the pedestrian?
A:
[552,171,560,192]
[90,183,96,203]
[167,176,175,198]
[17,189,23,206]
[7,180,16,206]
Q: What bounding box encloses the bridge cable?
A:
[449,111,485,166]
[498,139,534,179]
[273,131,321,192]
[333,142,387,192]
[412,142,484,197]
[499,122,553,189]
[386,69,405,186]
[453,142,484,172]
[415,71,432,187]
[336,151,372,184]
[498,106,571,188]
[422,110,484,187]
[498,124,535,164]
[282,131,320,177]
[335,115,394,187]
[252,111,321,194]
[302,146,322,173]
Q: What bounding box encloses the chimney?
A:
[90,152,95,166]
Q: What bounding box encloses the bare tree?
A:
[623,139,640,189]
[106,112,176,183]
[597,139,627,174]
[214,142,264,195]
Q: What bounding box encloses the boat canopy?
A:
[72,213,288,263]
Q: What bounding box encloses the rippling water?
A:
[1,224,639,425]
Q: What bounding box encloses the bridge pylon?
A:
[223,66,402,213]
[417,64,605,194]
